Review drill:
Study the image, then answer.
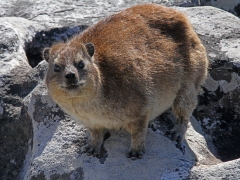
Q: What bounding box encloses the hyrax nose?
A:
[65,73,76,79]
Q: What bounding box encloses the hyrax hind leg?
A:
[167,84,198,144]
[126,115,148,160]
[81,128,105,157]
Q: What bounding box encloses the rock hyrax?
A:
[43,4,208,160]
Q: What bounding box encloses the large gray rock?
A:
[0,17,44,180]
[0,16,86,179]
[179,6,240,162]
[1,1,240,180]
[0,0,194,28]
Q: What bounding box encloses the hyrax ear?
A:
[85,43,95,57]
[42,48,50,62]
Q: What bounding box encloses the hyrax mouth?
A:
[65,84,79,90]
[62,81,85,90]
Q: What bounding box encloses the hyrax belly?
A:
[44,4,208,160]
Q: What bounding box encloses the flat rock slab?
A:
[23,83,208,180]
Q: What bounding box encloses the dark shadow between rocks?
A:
[194,87,240,162]
[24,25,88,68]
[234,4,240,17]
[191,34,240,162]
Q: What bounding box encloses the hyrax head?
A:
[43,41,96,97]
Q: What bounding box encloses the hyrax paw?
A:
[81,144,101,157]
[126,149,146,160]
[165,124,187,144]
[165,130,183,143]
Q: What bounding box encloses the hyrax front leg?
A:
[167,86,198,144]
[81,128,104,157]
[126,117,148,160]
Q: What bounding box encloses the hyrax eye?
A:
[54,64,61,72]
[78,61,85,69]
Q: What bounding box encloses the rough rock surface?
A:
[0,17,45,180]
[179,6,240,162]
[0,0,194,28]
[0,1,240,180]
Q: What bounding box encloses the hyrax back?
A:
[44,4,208,160]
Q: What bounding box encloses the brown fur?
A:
[44,4,208,159]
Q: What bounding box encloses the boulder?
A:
[0,17,44,180]
[0,1,240,180]
[179,6,240,162]
[0,0,195,28]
